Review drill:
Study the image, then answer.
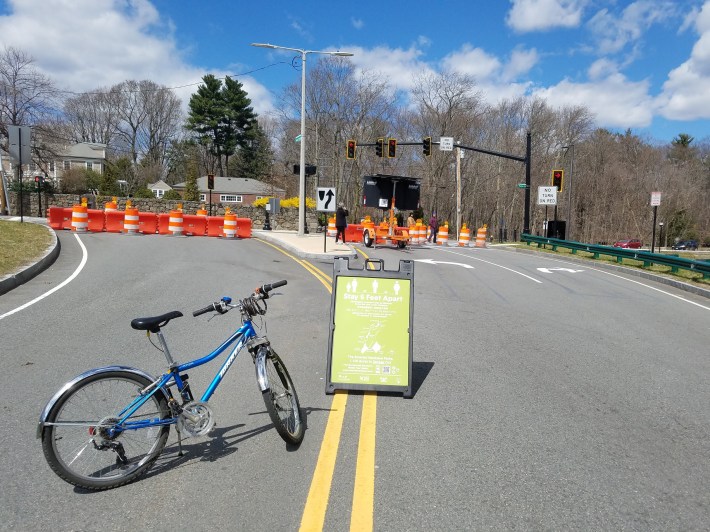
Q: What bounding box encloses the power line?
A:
[56,61,289,97]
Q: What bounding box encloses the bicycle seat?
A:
[131,311,183,333]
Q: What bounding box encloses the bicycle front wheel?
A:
[261,348,304,445]
[41,371,170,490]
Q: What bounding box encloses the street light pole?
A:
[251,43,353,236]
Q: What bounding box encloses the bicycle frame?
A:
[115,318,260,433]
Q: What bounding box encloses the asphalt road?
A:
[1,231,708,531]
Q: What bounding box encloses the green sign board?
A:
[326,258,414,397]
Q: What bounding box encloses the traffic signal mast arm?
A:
[346,140,527,163]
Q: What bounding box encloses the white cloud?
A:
[440,45,536,102]
[345,44,434,93]
[533,70,654,127]
[351,17,364,30]
[587,1,676,55]
[506,0,587,32]
[0,0,275,116]
[656,1,710,120]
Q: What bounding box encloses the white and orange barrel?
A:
[459,224,471,246]
[437,223,449,246]
[71,205,88,232]
[475,225,488,248]
[223,212,237,238]
[104,198,117,212]
[123,207,139,234]
[196,205,207,216]
[327,217,336,237]
[416,220,425,244]
[168,209,184,236]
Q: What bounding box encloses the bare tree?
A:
[0,46,58,136]
[63,89,121,146]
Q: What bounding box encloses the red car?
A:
[613,239,642,249]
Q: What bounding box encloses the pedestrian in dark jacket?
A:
[335,203,348,243]
[428,213,438,243]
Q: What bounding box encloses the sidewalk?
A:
[252,229,358,260]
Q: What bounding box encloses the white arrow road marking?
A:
[537,267,585,273]
[415,259,474,269]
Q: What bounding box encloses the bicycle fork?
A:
[248,337,271,392]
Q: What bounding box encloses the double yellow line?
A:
[256,240,376,531]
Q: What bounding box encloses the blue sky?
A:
[1,0,709,144]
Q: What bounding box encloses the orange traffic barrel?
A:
[437,223,449,246]
[71,205,88,232]
[196,207,208,216]
[168,210,184,236]
[327,217,336,237]
[459,224,471,246]
[223,212,237,238]
[104,200,117,212]
[123,207,139,234]
[475,225,488,248]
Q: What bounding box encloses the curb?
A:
[504,245,710,300]
[0,223,60,296]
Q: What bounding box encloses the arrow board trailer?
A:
[361,175,420,248]
[326,257,414,397]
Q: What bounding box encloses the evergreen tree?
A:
[186,75,257,176]
[184,157,200,201]
[229,121,272,180]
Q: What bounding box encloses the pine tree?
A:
[186,75,257,176]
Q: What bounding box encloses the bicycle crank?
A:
[177,401,215,437]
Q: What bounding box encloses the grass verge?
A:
[0,220,53,277]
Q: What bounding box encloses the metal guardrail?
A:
[521,234,710,279]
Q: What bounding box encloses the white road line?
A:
[0,233,88,321]
[436,247,543,283]
[531,254,710,311]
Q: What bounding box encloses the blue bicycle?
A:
[38,280,304,490]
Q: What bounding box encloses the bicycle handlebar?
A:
[258,279,287,294]
[192,280,287,317]
[192,303,218,317]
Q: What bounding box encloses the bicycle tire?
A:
[260,348,304,445]
[41,370,170,490]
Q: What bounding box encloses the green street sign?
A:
[517,183,528,188]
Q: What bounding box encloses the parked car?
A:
[672,240,699,250]
[613,239,642,249]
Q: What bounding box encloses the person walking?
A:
[335,202,349,243]
[407,212,416,228]
[428,212,438,243]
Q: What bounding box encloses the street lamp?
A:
[659,222,664,251]
[251,43,354,236]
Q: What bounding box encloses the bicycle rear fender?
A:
[37,365,169,439]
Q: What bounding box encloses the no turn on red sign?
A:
[538,186,557,205]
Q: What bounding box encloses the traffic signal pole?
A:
[347,133,532,238]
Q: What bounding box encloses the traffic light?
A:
[207,174,215,190]
[422,137,432,157]
[387,138,397,158]
[346,139,356,159]
[551,169,564,192]
[375,137,384,157]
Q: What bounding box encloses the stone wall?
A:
[7,192,320,232]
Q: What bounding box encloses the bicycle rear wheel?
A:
[41,371,170,490]
[261,348,304,445]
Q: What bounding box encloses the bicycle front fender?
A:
[254,347,270,392]
[37,365,168,439]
